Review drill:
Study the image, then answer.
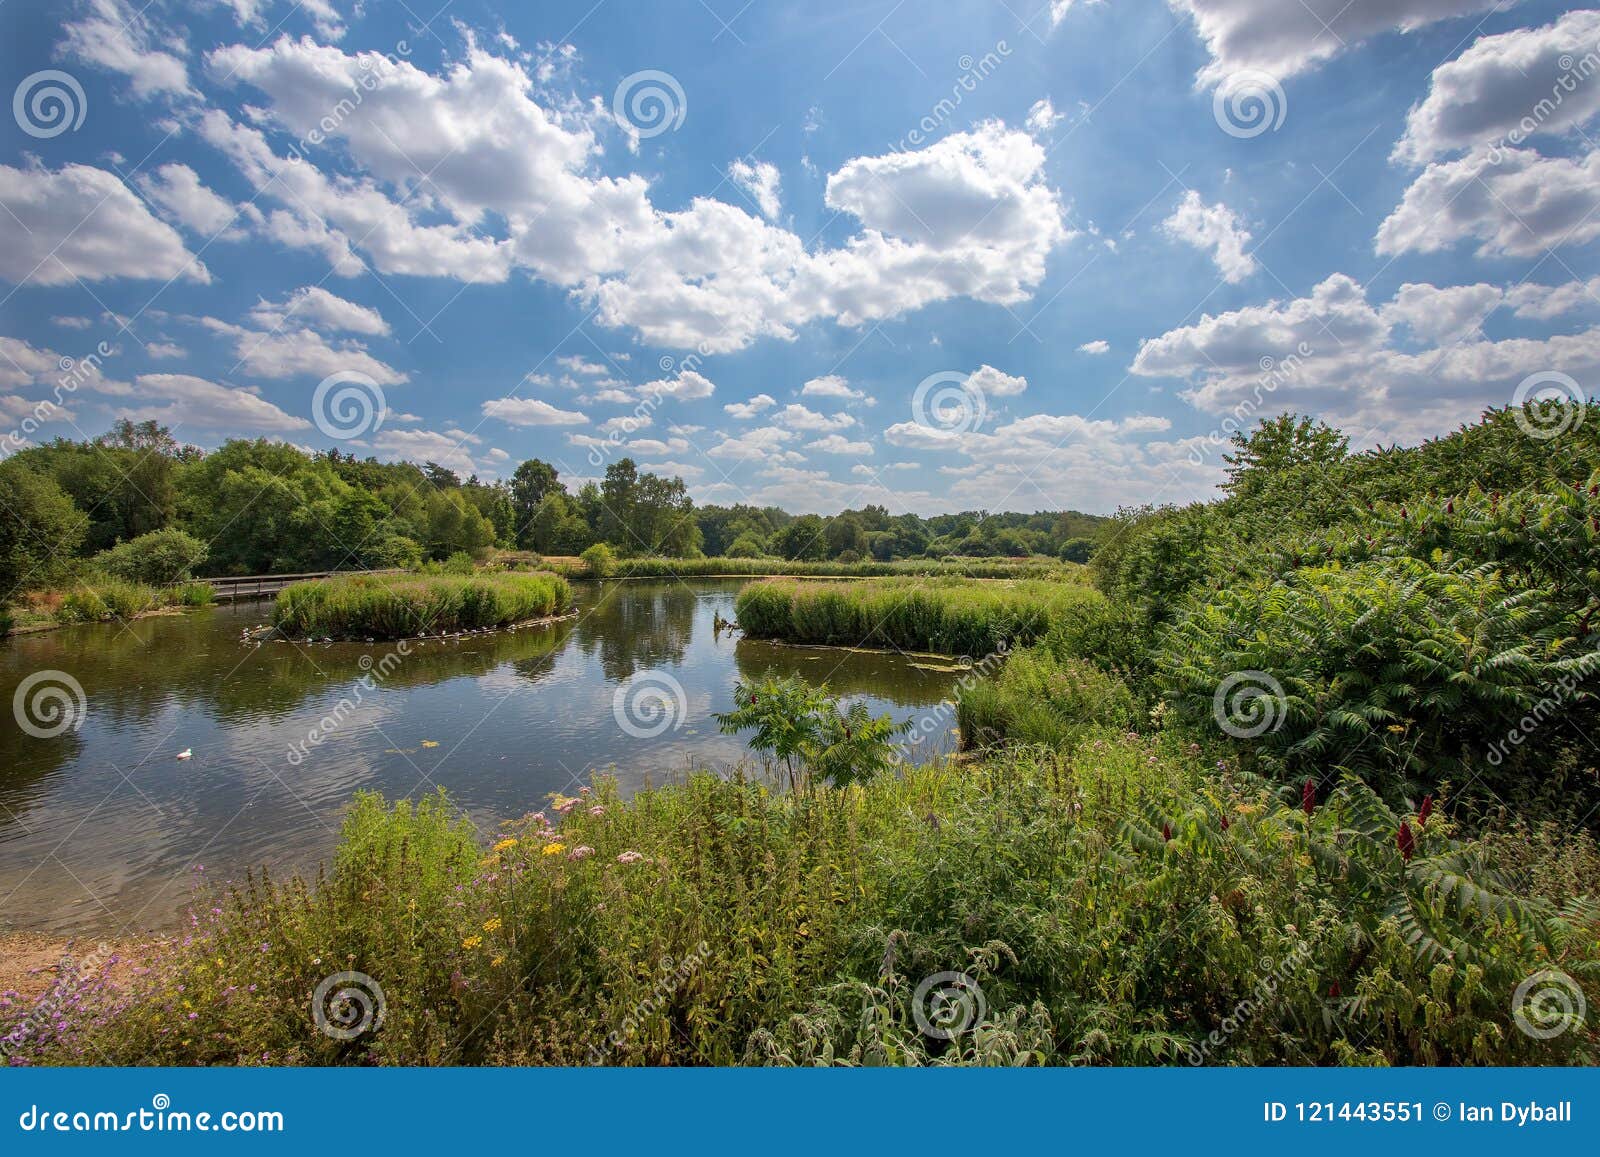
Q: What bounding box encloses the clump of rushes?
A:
[271,572,570,639]
[734,576,1103,657]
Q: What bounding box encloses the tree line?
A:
[0,421,1106,589]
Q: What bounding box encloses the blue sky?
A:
[2,0,1597,514]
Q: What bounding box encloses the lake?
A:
[0,580,965,934]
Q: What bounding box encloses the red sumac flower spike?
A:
[1328,981,1341,999]
[1418,794,1434,827]
[1302,779,1316,817]
[1396,821,1415,862]
[1161,822,1172,842]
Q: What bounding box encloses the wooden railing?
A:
[183,569,399,601]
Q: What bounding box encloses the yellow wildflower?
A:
[493,838,519,853]
[542,842,566,856]
[461,935,483,950]
[482,917,502,933]
[490,955,505,968]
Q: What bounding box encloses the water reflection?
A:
[0,580,960,932]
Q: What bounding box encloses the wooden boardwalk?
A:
[186,570,397,601]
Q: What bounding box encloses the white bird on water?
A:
[176,748,192,760]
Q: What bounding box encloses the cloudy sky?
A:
[1,0,1596,514]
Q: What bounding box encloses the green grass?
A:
[957,646,1137,750]
[536,555,1075,582]
[16,740,1596,1066]
[734,575,1102,657]
[271,571,571,639]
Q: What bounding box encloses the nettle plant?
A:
[716,676,909,790]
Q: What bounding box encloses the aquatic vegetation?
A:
[735,576,1101,657]
[271,572,571,639]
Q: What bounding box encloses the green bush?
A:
[272,572,571,639]
[580,542,617,579]
[1155,556,1592,800]
[93,528,208,585]
[441,551,476,576]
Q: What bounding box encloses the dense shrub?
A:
[580,542,617,579]
[92,528,208,585]
[1155,557,1592,800]
[272,572,570,639]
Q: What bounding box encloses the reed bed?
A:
[272,572,570,639]
[534,555,1075,581]
[734,576,1104,656]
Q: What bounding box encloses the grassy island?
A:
[271,572,571,639]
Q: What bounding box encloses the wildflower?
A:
[492,838,519,853]
[542,843,566,856]
[1418,794,1434,827]
[490,956,505,968]
[1219,815,1230,831]
[617,851,645,863]
[553,797,578,815]
[1396,821,1415,862]
[1301,778,1315,817]
[482,918,502,933]
[530,811,546,824]
[588,805,606,817]
[461,935,483,950]
[579,786,591,796]
[568,845,595,861]
[1161,823,1172,842]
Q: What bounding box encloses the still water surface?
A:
[0,580,961,933]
